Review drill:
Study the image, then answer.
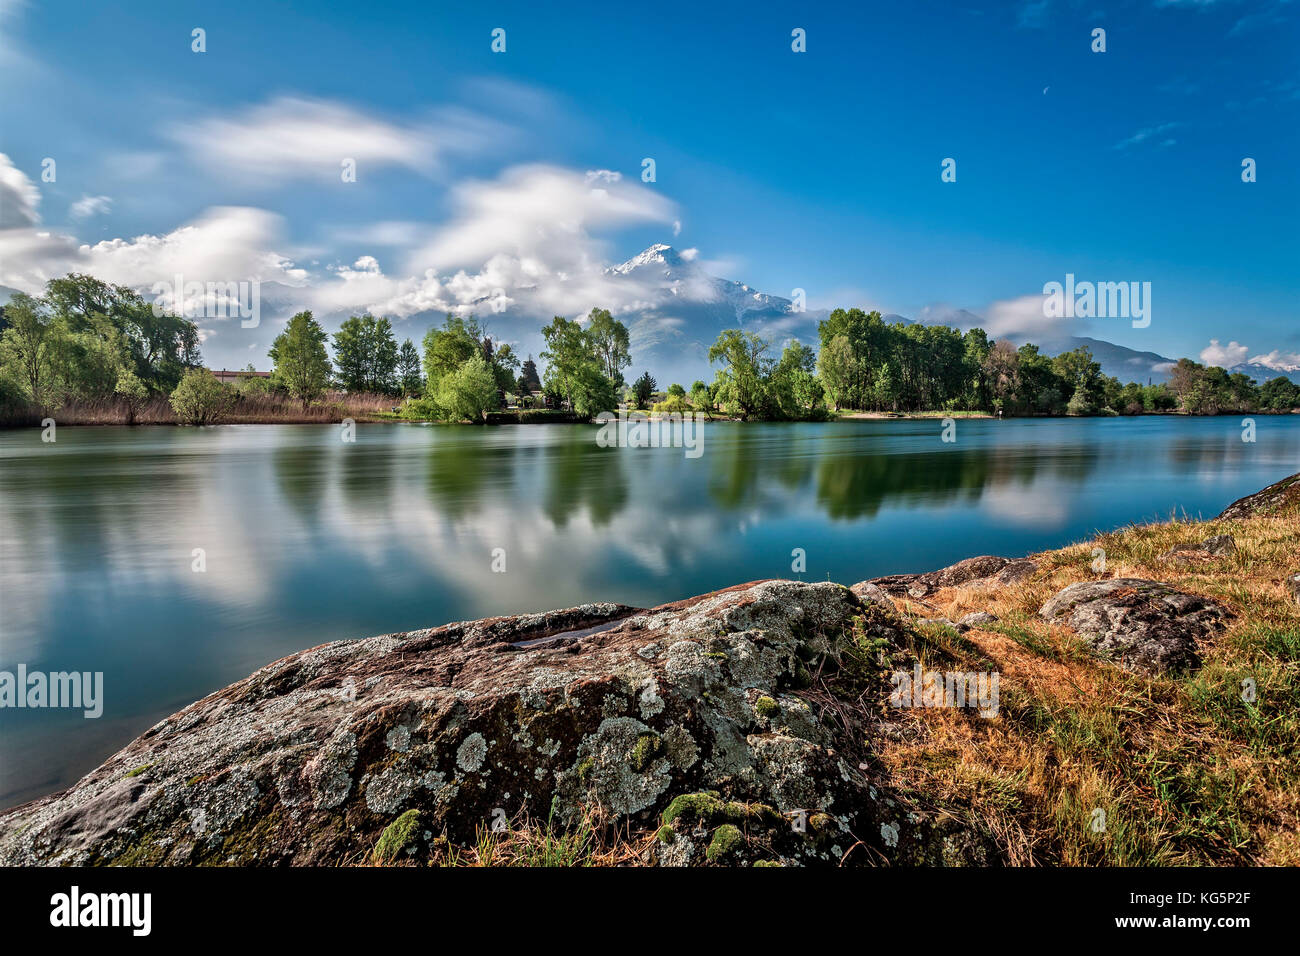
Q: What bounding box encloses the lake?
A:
[2,416,1297,806]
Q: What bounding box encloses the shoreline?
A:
[3,408,1298,430]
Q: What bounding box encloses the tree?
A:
[423,315,484,395]
[689,380,714,418]
[540,316,591,410]
[333,314,398,393]
[46,273,200,392]
[708,330,771,419]
[632,371,657,409]
[114,368,149,424]
[269,311,331,408]
[0,292,68,412]
[518,356,542,394]
[170,369,234,425]
[817,334,857,410]
[433,352,498,423]
[397,339,423,396]
[586,308,631,386]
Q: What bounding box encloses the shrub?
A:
[169,369,234,425]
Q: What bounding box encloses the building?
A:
[209,369,272,386]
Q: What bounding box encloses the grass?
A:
[1,390,403,427]
[874,505,1300,865]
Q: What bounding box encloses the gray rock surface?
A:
[1039,578,1226,674]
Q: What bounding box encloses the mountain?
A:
[600,244,825,386]
[1225,361,1300,385]
[1042,336,1177,385]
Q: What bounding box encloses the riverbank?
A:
[2,471,1296,867]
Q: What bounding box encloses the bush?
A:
[169,369,234,425]
[114,368,149,424]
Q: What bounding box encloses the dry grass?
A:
[874,507,1300,866]
[1,391,401,427]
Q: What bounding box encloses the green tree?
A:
[433,352,498,423]
[114,368,149,424]
[397,338,423,396]
[0,292,68,412]
[708,329,772,419]
[586,308,632,386]
[46,273,200,392]
[631,370,657,409]
[689,380,714,418]
[540,316,592,410]
[422,315,484,395]
[170,369,234,425]
[333,314,399,393]
[269,311,331,408]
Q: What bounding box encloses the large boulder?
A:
[1217,472,1300,520]
[1039,579,1226,675]
[0,580,989,867]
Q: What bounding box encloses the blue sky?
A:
[1,0,1297,374]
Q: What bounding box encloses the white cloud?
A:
[0,205,307,318]
[1247,349,1300,370]
[0,152,40,227]
[169,96,503,183]
[1200,339,1249,367]
[69,194,112,220]
[979,293,1066,339]
[1114,122,1180,150]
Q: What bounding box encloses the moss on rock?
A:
[373,809,421,863]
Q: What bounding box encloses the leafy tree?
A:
[540,316,592,410]
[631,370,658,409]
[397,338,423,396]
[269,311,331,408]
[0,292,67,412]
[170,369,234,425]
[586,308,631,386]
[114,368,149,424]
[1260,376,1300,411]
[332,314,399,393]
[46,273,200,392]
[689,380,713,418]
[433,352,498,423]
[518,356,542,394]
[422,315,484,395]
[708,330,771,419]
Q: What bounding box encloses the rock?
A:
[850,581,896,613]
[871,555,1012,598]
[920,617,966,632]
[995,559,1039,585]
[1201,534,1236,556]
[1286,573,1300,606]
[1160,534,1237,564]
[1217,472,1300,520]
[0,579,990,868]
[958,612,999,629]
[1039,579,1226,675]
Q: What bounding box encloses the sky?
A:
[0,0,1297,375]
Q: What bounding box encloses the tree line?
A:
[3,274,1297,426]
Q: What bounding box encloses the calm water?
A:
[2,417,1298,806]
